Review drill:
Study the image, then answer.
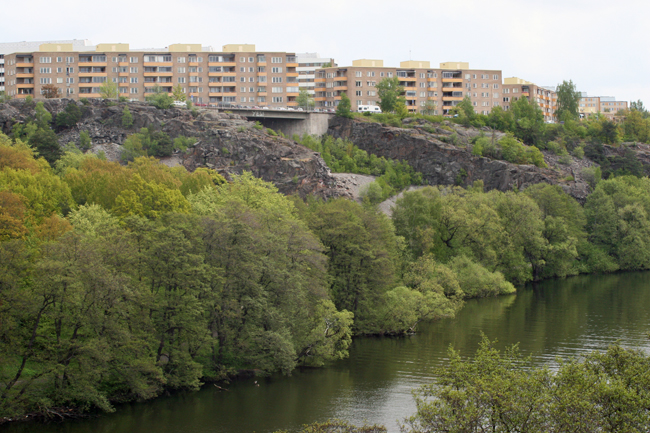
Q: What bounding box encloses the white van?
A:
[358,105,382,113]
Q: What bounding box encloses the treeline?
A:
[0,130,482,419]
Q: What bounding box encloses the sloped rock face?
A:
[0,98,346,199]
[327,116,593,202]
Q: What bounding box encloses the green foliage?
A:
[0,90,11,103]
[99,80,118,99]
[376,77,404,113]
[296,89,315,109]
[172,84,187,102]
[404,336,650,433]
[29,125,61,165]
[79,130,92,150]
[555,79,582,122]
[266,127,278,136]
[121,127,191,161]
[122,105,134,128]
[295,134,422,201]
[55,101,82,129]
[336,92,353,118]
[253,121,263,130]
[146,87,174,109]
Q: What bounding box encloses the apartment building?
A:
[579,94,601,117]
[0,39,92,92]
[502,77,557,122]
[315,60,503,115]
[3,43,306,107]
[296,53,335,95]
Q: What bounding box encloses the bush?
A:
[55,102,82,129]
[146,92,174,109]
[79,131,92,150]
[122,106,134,128]
[449,255,515,298]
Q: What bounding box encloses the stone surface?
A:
[327,117,597,202]
[0,98,348,199]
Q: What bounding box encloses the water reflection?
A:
[6,272,650,433]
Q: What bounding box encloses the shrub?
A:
[79,131,91,150]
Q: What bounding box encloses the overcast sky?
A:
[3,0,647,105]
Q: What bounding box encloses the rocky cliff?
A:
[0,98,346,199]
[327,116,598,201]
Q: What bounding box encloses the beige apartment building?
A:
[502,77,556,122]
[579,95,628,120]
[3,43,304,107]
[315,60,503,115]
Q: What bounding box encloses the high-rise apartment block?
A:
[315,60,503,115]
[3,43,314,108]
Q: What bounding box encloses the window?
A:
[178,67,186,73]
[56,57,62,63]
[420,82,427,88]
[66,88,74,95]
[272,87,283,93]
[249,57,254,63]
[130,67,138,73]
[465,74,470,79]
[249,77,254,82]
[57,67,62,73]
[144,55,172,62]
[39,57,51,63]
[387,72,393,77]
[39,78,52,84]
[119,77,127,83]
[493,93,499,98]
[257,66,266,72]
[380,72,384,77]
[355,71,362,77]
[249,87,254,92]
[240,87,246,92]
[66,56,75,63]
[271,67,283,73]
[258,76,267,82]
[258,96,266,102]
[272,96,283,102]
[130,88,138,94]
[130,57,139,63]
[240,77,245,82]
[493,84,499,89]
[240,57,246,62]
[66,77,74,84]
[240,67,245,72]
[355,81,362,87]
[178,57,185,63]
[240,97,247,102]
[356,100,362,106]
[271,57,283,63]
[420,73,425,78]
[367,91,376,96]
[249,67,254,72]
[272,76,283,83]
[39,67,51,73]
[493,74,499,80]
[419,92,425,97]
[56,78,63,84]
[367,71,375,77]
[355,90,362,96]
[131,77,138,83]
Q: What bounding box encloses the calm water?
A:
[5,272,650,433]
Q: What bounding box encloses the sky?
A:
[3,0,648,105]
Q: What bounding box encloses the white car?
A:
[173,101,186,107]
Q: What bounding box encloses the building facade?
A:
[295,53,335,96]
[0,39,92,92]
[315,60,503,115]
[502,77,557,122]
[3,43,305,107]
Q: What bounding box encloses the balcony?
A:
[441,78,463,83]
[16,62,34,68]
[442,96,464,102]
[208,62,236,67]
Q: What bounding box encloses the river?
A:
[5,271,650,433]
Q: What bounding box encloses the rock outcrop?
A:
[0,98,347,199]
[328,116,594,202]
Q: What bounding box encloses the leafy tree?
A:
[34,101,52,128]
[630,99,649,118]
[296,89,315,109]
[555,79,582,122]
[172,84,186,102]
[55,101,82,129]
[336,92,353,118]
[0,91,11,103]
[122,105,134,128]
[29,126,61,165]
[99,80,118,99]
[376,77,404,113]
[40,83,61,99]
[421,99,437,116]
[510,95,546,145]
[79,130,92,149]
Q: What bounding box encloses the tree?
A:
[376,77,404,113]
[336,92,353,118]
[630,100,649,118]
[172,84,186,102]
[55,101,82,129]
[40,83,61,99]
[511,95,546,145]
[421,99,437,116]
[556,79,581,122]
[99,80,118,100]
[122,105,134,128]
[0,91,11,103]
[296,89,315,110]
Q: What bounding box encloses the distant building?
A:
[0,39,92,92]
[502,77,557,123]
[316,60,503,115]
[295,53,335,96]
[3,43,312,108]
[579,94,628,120]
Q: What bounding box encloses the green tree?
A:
[0,91,11,103]
[55,101,82,129]
[421,99,437,116]
[172,84,186,102]
[79,130,92,149]
[510,95,546,145]
[296,89,315,110]
[555,79,582,122]
[122,105,134,128]
[336,92,353,118]
[376,77,404,113]
[99,80,118,99]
